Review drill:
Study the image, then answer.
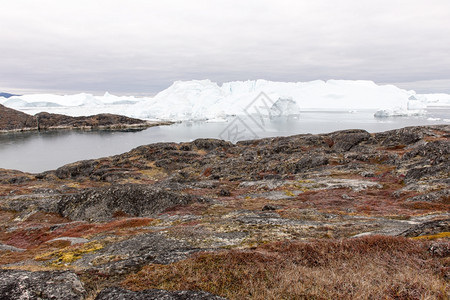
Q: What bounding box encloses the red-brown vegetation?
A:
[0,217,155,250]
[122,236,449,300]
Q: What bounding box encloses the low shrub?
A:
[122,236,448,299]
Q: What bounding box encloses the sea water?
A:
[0,109,448,173]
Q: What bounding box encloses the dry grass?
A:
[122,236,449,300]
[50,217,157,239]
[401,201,449,212]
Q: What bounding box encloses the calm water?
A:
[1,109,448,173]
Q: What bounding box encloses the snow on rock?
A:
[2,79,449,121]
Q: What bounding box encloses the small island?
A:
[0,104,171,133]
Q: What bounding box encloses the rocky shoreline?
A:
[0,104,172,133]
[0,125,448,299]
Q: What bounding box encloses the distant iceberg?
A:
[269,97,301,118]
[418,93,450,107]
[374,95,426,118]
[374,108,426,118]
[2,79,449,121]
[407,95,427,110]
[2,97,28,108]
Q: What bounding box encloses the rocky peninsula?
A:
[0,125,448,299]
[0,104,171,133]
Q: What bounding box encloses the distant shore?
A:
[0,104,173,133]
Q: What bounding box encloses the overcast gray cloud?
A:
[0,0,449,95]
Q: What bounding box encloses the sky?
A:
[0,0,449,95]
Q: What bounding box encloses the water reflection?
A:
[0,109,448,173]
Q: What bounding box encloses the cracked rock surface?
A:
[0,270,86,300]
[0,125,448,299]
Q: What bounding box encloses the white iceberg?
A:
[374,108,426,118]
[3,79,449,121]
[407,95,427,110]
[418,93,450,107]
[374,95,426,118]
[2,97,28,108]
[373,95,427,118]
[269,97,301,117]
[125,79,417,121]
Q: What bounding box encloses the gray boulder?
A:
[0,270,86,300]
[400,219,450,238]
[328,129,371,151]
[57,184,196,221]
[95,287,226,300]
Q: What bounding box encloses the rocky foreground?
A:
[0,125,449,299]
[0,104,170,133]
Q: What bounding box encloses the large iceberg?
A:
[1,79,448,121]
[126,79,417,120]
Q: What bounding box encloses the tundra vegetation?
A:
[0,125,448,299]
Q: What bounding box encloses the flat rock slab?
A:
[73,232,201,274]
[243,190,302,200]
[298,178,383,191]
[58,184,196,221]
[239,180,287,190]
[0,243,25,252]
[400,218,450,237]
[0,270,86,300]
[95,287,227,300]
[46,237,89,245]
